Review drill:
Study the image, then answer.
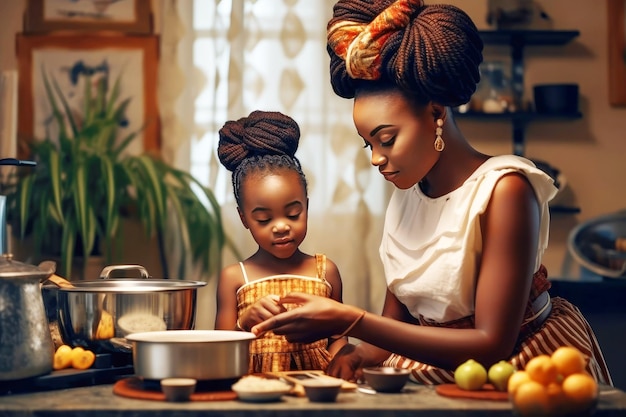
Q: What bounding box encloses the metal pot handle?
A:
[99,264,150,279]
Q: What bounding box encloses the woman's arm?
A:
[325,287,418,380]
[346,288,417,363]
[254,173,541,370]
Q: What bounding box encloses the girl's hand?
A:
[240,294,286,331]
[251,292,357,341]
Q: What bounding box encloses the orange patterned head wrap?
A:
[327,0,420,80]
[326,0,483,107]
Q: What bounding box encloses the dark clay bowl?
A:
[300,379,343,402]
[362,367,411,393]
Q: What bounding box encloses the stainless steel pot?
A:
[126,330,255,380]
[0,254,55,380]
[55,265,206,353]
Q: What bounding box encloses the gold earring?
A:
[434,118,445,152]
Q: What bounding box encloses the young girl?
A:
[214,110,346,373]
[252,0,613,386]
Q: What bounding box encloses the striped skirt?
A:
[382,297,613,386]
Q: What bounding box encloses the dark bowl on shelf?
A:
[533,84,579,114]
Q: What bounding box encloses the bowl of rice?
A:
[231,375,293,402]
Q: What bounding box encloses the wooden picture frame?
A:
[608,0,626,106]
[15,34,160,159]
[24,0,152,34]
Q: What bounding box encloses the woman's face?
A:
[353,89,439,189]
[238,170,308,259]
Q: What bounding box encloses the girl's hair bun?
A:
[218,110,301,172]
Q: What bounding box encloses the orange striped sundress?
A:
[236,254,333,374]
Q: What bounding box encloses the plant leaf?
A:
[60,221,76,279]
[18,175,34,238]
[50,71,79,139]
[136,155,166,227]
[73,162,93,257]
[41,67,69,140]
[105,70,122,118]
[101,156,117,240]
[48,147,64,225]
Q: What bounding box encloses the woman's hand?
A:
[325,343,366,382]
[251,292,358,342]
[240,294,286,331]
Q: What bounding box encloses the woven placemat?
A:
[435,383,509,401]
[113,377,237,402]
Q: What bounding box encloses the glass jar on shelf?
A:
[472,61,515,113]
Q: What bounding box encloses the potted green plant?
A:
[0,62,231,279]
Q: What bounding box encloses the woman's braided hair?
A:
[327,0,483,107]
[217,110,307,207]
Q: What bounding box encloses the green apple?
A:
[488,360,516,391]
[454,359,487,391]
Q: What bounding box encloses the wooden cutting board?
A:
[435,383,509,401]
[267,370,357,390]
[265,370,357,397]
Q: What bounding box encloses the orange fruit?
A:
[546,382,567,416]
[513,380,551,417]
[551,346,586,378]
[507,370,531,396]
[561,372,598,412]
[52,345,73,370]
[71,348,96,370]
[69,346,85,361]
[525,355,559,386]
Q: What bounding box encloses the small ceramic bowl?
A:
[300,379,343,402]
[362,367,411,393]
[160,378,197,402]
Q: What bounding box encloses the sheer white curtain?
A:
[160,0,391,329]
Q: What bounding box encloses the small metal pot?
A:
[54,265,206,353]
[126,330,255,381]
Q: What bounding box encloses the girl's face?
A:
[353,89,439,189]
[238,170,308,259]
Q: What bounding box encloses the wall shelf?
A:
[478,30,580,46]
[454,110,582,122]
[458,30,582,215]
[464,30,582,156]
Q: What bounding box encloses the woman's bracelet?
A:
[334,310,366,338]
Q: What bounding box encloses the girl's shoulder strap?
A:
[315,253,327,280]
[238,262,250,284]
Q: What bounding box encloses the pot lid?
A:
[0,254,53,280]
[58,279,207,292]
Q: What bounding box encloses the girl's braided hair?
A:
[327,0,483,107]
[217,110,307,207]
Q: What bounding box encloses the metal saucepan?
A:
[126,330,256,381]
[46,264,206,353]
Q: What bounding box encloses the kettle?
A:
[0,158,54,380]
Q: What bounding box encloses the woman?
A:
[252,0,612,386]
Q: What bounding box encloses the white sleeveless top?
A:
[379,155,558,323]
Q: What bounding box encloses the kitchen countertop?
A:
[0,381,625,417]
